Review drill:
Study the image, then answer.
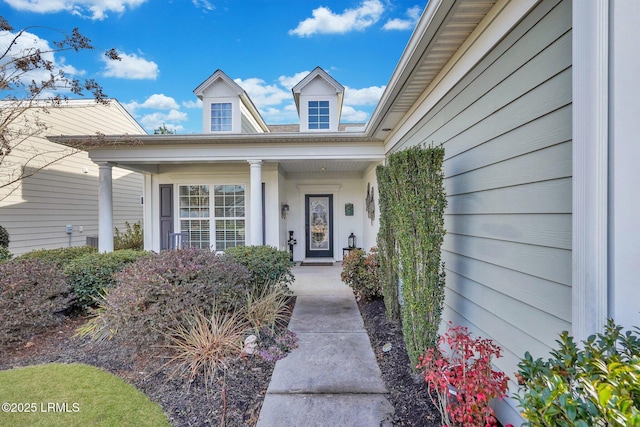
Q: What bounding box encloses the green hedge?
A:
[17,246,98,267]
[516,320,640,426]
[0,225,9,248]
[223,245,295,292]
[65,249,150,311]
[377,145,447,365]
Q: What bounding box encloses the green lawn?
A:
[0,363,170,427]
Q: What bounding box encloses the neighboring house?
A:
[52,0,639,424]
[1,100,145,255]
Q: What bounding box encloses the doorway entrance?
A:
[305,194,333,258]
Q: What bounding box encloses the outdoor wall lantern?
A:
[348,231,357,249]
[281,202,290,219]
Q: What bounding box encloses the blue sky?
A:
[1,0,422,134]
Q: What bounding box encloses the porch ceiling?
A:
[278,159,377,174]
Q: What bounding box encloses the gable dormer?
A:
[292,67,344,132]
[193,70,268,134]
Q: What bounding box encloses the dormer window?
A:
[308,100,330,130]
[211,102,232,132]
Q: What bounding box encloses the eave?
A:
[366,0,498,141]
[49,132,385,175]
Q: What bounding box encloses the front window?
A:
[179,185,211,249]
[179,184,245,250]
[214,185,245,251]
[211,102,232,131]
[308,100,329,130]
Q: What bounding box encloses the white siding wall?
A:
[1,101,144,255]
[388,0,571,422]
[298,77,340,132]
[200,80,241,134]
[362,162,381,252]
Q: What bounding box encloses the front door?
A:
[305,194,333,258]
[159,184,173,250]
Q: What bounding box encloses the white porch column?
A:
[609,0,640,330]
[97,162,114,253]
[572,0,609,341]
[248,160,263,246]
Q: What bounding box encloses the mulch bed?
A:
[1,297,441,426]
[358,297,442,426]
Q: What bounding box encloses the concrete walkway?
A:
[257,264,394,427]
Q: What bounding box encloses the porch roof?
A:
[50,132,385,175]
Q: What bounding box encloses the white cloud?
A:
[382,5,422,31]
[261,105,300,125]
[234,77,291,109]
[141,93,179,109]
[278,71,310,90]
[340,105,369,123]
[3,0,148,20]
[182,99,203,109]
[124,93,178,113]
[344,85,385,106]
[192,0,214,12]
[289,0,384,37]
[102,51,158,80]
[139,109,188,130]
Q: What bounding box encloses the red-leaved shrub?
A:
[0,258,73,348]
[416,322,509,427]
[79,248,251,351]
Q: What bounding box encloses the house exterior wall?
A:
[608,0,640,330]
[143,163,369,261]
[362,162,381,252]
[277,166,289,251]
[240,102,266,134]
[262,165,281,247]
[387,0,571,422]
[1,102,144,255]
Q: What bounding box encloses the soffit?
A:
[370,0,497,140]
[278,159,374,174]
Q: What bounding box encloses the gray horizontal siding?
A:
[2,102,144,255]
[3,167,141,254]
[389,0,572,386]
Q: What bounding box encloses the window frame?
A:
[210,102,233,132]
[308,100,330,130]
[177,183,246,251]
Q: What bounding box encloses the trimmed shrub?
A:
[0,247,12,263]
[340,247,382,300]
[223,245,295,292]
[114,221,144,251]
[417,323,509,426]
[0,224,9,248]
[17,246,98,267]
[65,249,150,311]
[377,145,447,365]
[515,320,640,426]
[78,248,251,351]
[0,258,73,348]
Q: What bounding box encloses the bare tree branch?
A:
[0,17,120,201]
